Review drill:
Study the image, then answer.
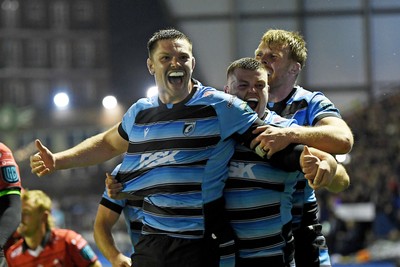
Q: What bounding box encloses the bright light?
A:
[146,86,158,98]
[336,154,351,165]
[102,95,118,110]
[53,92,69,109]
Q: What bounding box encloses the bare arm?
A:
[94,203,131,267]
[30,123,128,177]
[251,116,354,157]
[325,163,350,193]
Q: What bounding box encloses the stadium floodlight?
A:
[53,92,69,109]
[102,95,118,110]
[146,86,158,98]
[336,154,351,165]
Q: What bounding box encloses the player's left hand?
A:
[301,146,336,190]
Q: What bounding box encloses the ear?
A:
[290,62,301,75]
[147,58,154,75]
[192,57,196,71]
[223,85,229,93]
[42,211,50,224]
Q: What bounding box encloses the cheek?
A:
[236,91,246,100]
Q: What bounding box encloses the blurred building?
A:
[0,0,118,173]
[0,0,120,197]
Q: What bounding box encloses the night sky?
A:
[108,1,173,106]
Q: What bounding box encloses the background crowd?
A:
[317,91,400,263]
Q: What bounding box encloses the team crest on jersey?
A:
[183,122,196,136]
[1,166,19,183]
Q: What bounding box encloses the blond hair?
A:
[259,29,307,68]
[22,189,55,230]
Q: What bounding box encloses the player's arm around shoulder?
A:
[325,163,350,193]
[314,116,354,153]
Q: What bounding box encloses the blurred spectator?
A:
[317,92,400,260]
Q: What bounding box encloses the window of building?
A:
[73,39,95,68]
[72,0,94,25]
[23,0,47,28]
[1,0,20,27]
[2,39,22,68]
[50,0,69,29]
[51,39,71,68]
[25,39,48,68]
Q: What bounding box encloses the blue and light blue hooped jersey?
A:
[116,82,258,238]
[100,163,143,251]
[268,85,341,228]
[224,111,302,260]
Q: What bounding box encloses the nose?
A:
[248,85,258,93]
[261,57,269,66]
[170,57,179,68]
[257,54,269,66]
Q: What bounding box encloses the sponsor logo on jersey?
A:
[138,151,179,169]
[183,122,196,136]
[229,162,256,178]
[144,127,150,138]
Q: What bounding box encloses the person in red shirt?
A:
[6,189,102,267]
[0,143,22,267]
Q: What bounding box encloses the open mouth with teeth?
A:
[168,71,184,85]
[246,97,259,111]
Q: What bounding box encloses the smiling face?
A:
[225,67,269,118]
[147,38,196,104]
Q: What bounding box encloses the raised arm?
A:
[30,123,128,177]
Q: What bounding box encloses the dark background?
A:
[109,0,172,104]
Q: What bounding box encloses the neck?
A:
[24,227,47,250]
[269,76,298,102]
[159,80,194,104]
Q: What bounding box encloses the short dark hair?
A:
[226,57,266,78]
[147,28,193,57]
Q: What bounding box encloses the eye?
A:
[238,84,248,90]
[160,55,170,62]
[256,83,266,90]
[270,54,278,61]
[180,54,190,61]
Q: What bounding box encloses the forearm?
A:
[93,205,126,265]
[0,194,21,247]
[325,164,350,193]
[239,119,304,172]
[93,225,122,262]
[286,125,353,154]
[55,124,127,170]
